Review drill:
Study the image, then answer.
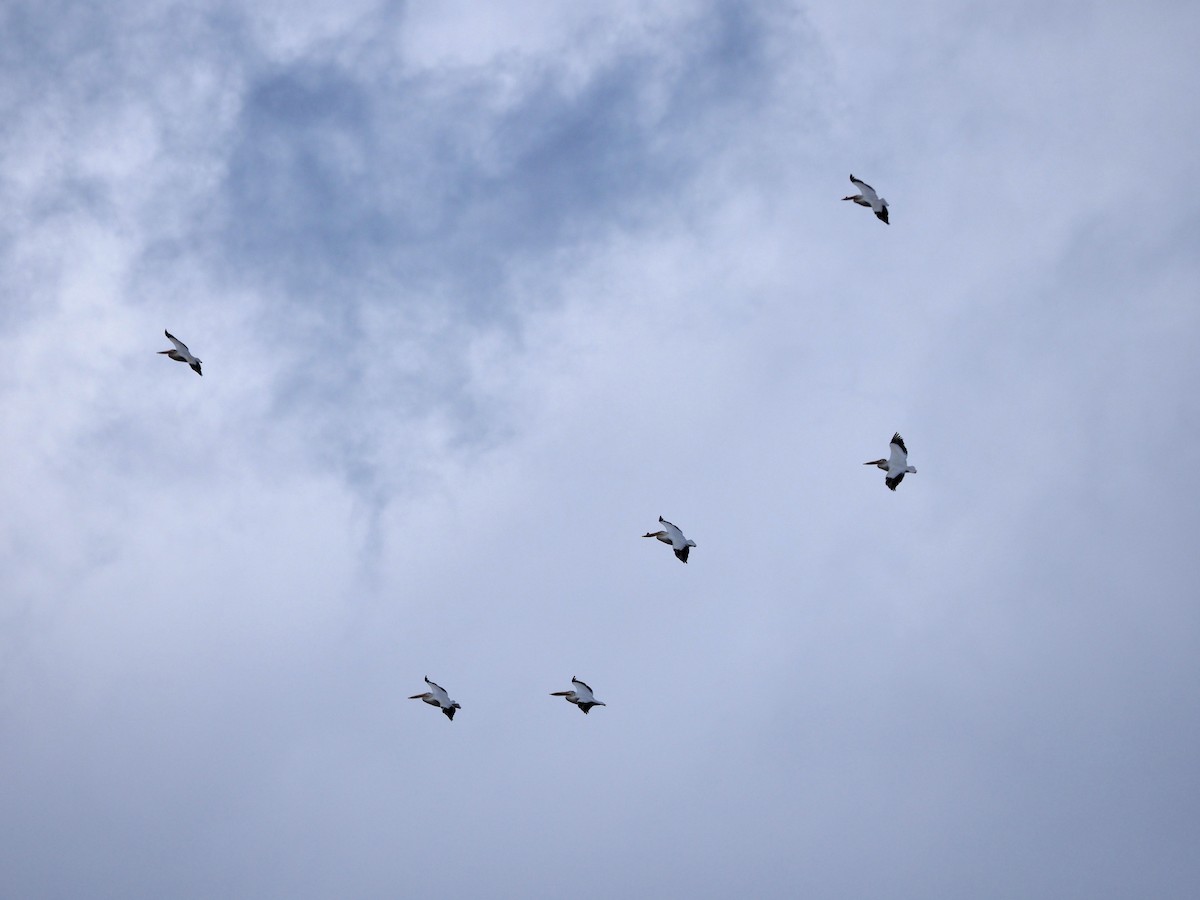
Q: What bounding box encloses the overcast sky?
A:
[2,1,1199,897]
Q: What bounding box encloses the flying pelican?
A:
[158,330,203,375]
[550,677,606,714]
[409,676,461,721]
[864,432,917,490]
[842,174,889,224]
[643,516,696,563]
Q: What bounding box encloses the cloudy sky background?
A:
[2,1,1199,896]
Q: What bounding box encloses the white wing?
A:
[164,330,190,356]
[850,175,879,204]
[571,678,596,704]
[425,677,450,706]
[659,517,686,549]
[887,440,908,473]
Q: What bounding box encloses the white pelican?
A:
[550,677,606,714]
[409,676,461,721]
[842,174,889,224]
[864,432,917,491]
[158,330,203,375]
[642,516,696,563]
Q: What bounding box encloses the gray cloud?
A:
[2,1,1199,898]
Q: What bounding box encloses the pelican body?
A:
[551,677,606,714]
[409,676,461,721]
[842,174,889,224]
[158,330,203,375]
[643,516,696,563]
[864,432,917,491]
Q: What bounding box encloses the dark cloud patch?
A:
[204,2,810,498]
[216,1,801,312]
[224,67,387,282]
